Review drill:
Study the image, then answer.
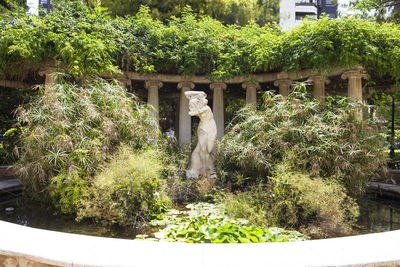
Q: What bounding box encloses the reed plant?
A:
[218,85,387,195]
[14,80,158,213]
[218,84,387,237]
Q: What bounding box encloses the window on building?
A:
[295,12,316,20]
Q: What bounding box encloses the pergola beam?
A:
[0,79,30,89]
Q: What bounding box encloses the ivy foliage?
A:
[1,0,400,81]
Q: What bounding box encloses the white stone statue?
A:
[184,91,217,179]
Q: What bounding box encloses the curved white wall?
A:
[1,220,400,267]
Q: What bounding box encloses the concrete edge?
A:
[1,220,400,267]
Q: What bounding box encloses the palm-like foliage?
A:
[218,85,387,195]
[14,80,158,210]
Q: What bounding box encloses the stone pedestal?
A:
[178,82,195,145]
[210,82,227,139]
[242,82,260,109]
[308,75,330,102]
[145,80,163,120]
[274,79,292,96]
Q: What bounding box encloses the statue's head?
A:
[184,91,208,116]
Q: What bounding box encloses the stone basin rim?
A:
[1,220,400,267]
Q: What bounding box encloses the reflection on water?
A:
[0,198,138,239]
[1,195,400,239]
[357,195,400,234]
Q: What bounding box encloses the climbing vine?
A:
[1,0,400,82]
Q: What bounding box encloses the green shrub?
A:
[2,1,400,81]
[218,86,385,237]
[159,138,208,203]
[14,80,158,210]
[1,127,23,164]
[223,167,360,238]
[0,143,6,165]
[50,168,88,215]
[218,87,387,195]
[78,146,169,226]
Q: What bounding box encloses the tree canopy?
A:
[351,0,400,23]
[0,0,26,13]
[100,0,280,26]
[1,0,400,83]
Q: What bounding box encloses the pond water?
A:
[357,195,400,233]
[1,195,400,239]
[0,198,138,239]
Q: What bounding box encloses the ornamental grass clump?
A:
[222,168,360,238]
[219,87,387,195]
[14,80,158,213]
[78,146,169,227]
[218,85,387,237]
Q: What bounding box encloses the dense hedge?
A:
[1,0,400,81]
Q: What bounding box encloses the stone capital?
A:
[276,72,290,80]
[38,61,56,76]
[341,67,367,80]
[308,75,330,85]
[145,80,163,89]
[242,82,260,90]
[115,78,130,89]
[210,82,227,91]
[178,81,195,90]
[38,70,53,77]
[274,79,292,87]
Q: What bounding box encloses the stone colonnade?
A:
[41,67,367,145]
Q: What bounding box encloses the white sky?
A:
[337,0,357,17]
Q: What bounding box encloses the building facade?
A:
[27,0,51,15]
[280,0,337,30]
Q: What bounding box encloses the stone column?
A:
[45,73,56,89]
[341,67,367,101]
[210,82,227,139]
[242,82,260,108]
[145,80,163,120]
[178,81,195,145]
[274,79,292,96]
[341,67,367,119]
[308,75,330,102]
[39,69,56,89]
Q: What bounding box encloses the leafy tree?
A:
[351,0,400,23]
[0,0,25,13]
[100,0,279,26]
